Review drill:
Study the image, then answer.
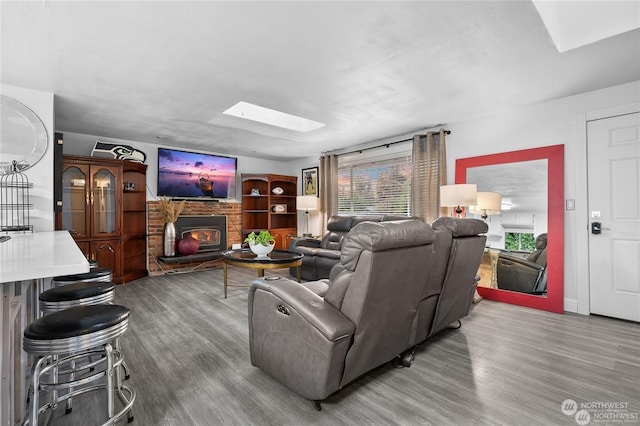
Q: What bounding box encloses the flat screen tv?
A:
[157,148,237,199]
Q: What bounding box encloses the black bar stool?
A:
[38,281,130,410]
[52,268,112,287]
[23,305,135,425]
[39,281,115,315]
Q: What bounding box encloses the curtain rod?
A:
[334,130,451,157]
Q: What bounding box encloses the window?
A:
[505,232,535,251]
[338,151,412,216]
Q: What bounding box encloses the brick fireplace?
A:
[147,200,242,276]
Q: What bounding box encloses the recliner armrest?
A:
[289,237,322,250]
[496,253,545,293]
[250,277,355,341]
[498,253,544,271]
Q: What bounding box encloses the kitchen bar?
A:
[0,231,89,425]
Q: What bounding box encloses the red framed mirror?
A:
[456,144,564,313]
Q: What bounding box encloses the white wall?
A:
[1,84,55,231]
[447,80,640,313]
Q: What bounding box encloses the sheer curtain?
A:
[411,129,448,223]
[319,154,338,231]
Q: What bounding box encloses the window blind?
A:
[338,154,412,216]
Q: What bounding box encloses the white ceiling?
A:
[2,1,639,161]
[467,160,547,212]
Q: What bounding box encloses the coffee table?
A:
[222,249,304,298]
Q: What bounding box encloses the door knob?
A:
[591,222,610,234]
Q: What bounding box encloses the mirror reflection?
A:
[467,159,549,296]
[0,95,48,174]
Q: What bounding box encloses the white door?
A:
[587,112,640,322]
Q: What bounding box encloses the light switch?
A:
[566,199,575,210]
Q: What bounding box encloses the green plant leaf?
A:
[244,230,275,246]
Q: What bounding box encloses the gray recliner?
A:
[249,220,434,404]
[248,218,487,407]
[423,217,488,339]
[497,233,548,294]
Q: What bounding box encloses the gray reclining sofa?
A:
[249,217,487,409]
[289,214,410,281]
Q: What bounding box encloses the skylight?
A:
[222,101,325,132]
[532,0,640,52]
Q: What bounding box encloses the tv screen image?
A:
[158,148,237,199]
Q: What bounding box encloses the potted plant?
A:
[244,230,276,258]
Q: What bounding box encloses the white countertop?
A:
[0,231,90,283]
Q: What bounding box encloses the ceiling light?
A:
[223,101,325,132]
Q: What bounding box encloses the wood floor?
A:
[45,267,640,426]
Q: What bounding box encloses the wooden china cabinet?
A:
[55,155,147,283]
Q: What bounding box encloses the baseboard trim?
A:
[564,298,578,313]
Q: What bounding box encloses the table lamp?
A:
[440,184,477,217]
[296,195,318,237]
[469,191,502,220]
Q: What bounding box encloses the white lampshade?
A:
[469,192,502,215]
[440,184,477,207]
[296,195,318,211]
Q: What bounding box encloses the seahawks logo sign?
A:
[91,141,146,163]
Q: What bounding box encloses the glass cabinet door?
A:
[92,167,118,236]
[61,165,89,238]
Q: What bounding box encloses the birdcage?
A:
[0,160,33,233]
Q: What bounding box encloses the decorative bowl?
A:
[271,187,284,195]
[249,242,275,258]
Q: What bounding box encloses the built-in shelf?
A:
[241,173,298,250]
